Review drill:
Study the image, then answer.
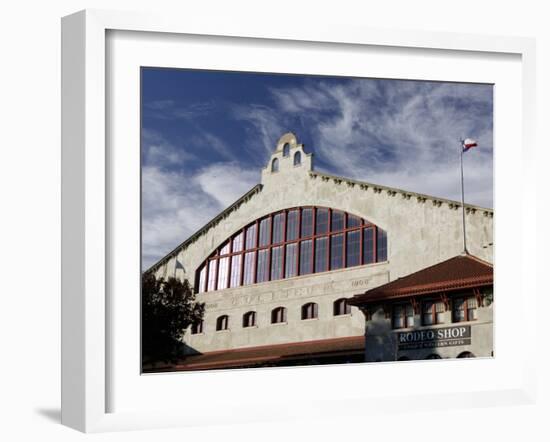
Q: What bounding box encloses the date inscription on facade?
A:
[397,325,471,350]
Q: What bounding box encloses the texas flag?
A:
[462,138,478,152]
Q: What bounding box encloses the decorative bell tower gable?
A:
[260,132,313,186]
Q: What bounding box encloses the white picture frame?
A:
[61,9,537,433]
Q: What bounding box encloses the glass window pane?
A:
[377,228,388,261]
[245,224,257,249]
[285,243,298,278]
[330,234,344,270]
[299,240,313,275]
[198,266,206,293]
[207,260,217,291]
[346,230,361,267]
[315,237,328,272]
[272,213,285,244]
[217,257,229,290]
[363,228,374,264]
[347,214,361,228]
[286,210,299,241]
[256,249,269,283]
[230,255,242,288]
[271,246,283,281]
[301,208,313,237]
[243,252,255,285]
[219,241,230,255]
[259,217,271,247]
[316,208,329,235]
[331,211,345,231]
[232,232,243,252]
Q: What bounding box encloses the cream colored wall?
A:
[150,133,494,353]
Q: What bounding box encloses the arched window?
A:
[242,311,256,328]
[283,143,290,157]
[271,158,279,172]
[195,206,388,293]
[457,351,475,358]
[333,298,351,316]
[301,302,318,320]
[271,307,287,324]
[293,151,301,166]
[425,354,442,360]
[191,320,204,335]
[216,315,229,331]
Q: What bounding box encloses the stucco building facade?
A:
[146,133,493,370]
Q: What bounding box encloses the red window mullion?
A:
[267,214,273,281]
[373,226,378,262]
[239,229,245,286]
[253,220,259,284]
[296,209,302,274]
[343,213,347,267]
[359,218,364,266]
[281,210,287,277]
[311,207,316,274]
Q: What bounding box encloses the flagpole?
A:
[460,139,468,254]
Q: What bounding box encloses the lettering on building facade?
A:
[397,325,471,350]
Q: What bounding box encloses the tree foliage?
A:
[142,273,204,366]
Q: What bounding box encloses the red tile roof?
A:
[144,335,365,372]
[349,253,493,305]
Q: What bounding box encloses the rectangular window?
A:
[259,217,271,247]
[347,214,361,228]
[392,305,404,329]
[467,297,478,321]
[316,208,329,235]
[346,230,361,267]
[271,246,284,280]
[243,252,255,285]
[453,298,465,322]
[272,213,285,244]
[245,224,257,249]
[301,208,313,237]
[256,249,269,283]
[286,209,299,241]
[285,243,298,278]
[454,297,478,322]
[331,210,345,231]
[422,301,434,325]
[423,300,445,325]
[406,304,414,327]
[232,232,243,253]
[330,234,344,270]
[217,257,229,290]
[363,228,374,264]
[207,260,217,291]
[314,237,328,272]
[299,240,313,275]
[230,255,242,288]
[377,228,388,261]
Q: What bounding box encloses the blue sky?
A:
[141,68,493,269]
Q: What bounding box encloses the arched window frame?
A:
[242,311,256,328]
[195,206,388,293]
[271,158,279,172]
[191,320,204,335]
[271,307,287,324]
[301,302,318,320]
[282,143,290,157]
[457,351,475,358]
[293,151,301,166]
[216,315,229,331]
[333,298,351,316]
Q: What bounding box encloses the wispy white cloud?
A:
[269,79,493,208]
[141,132,260,269]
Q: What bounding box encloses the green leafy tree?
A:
[142,273,204,367]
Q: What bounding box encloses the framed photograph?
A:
[61,9,536,433]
